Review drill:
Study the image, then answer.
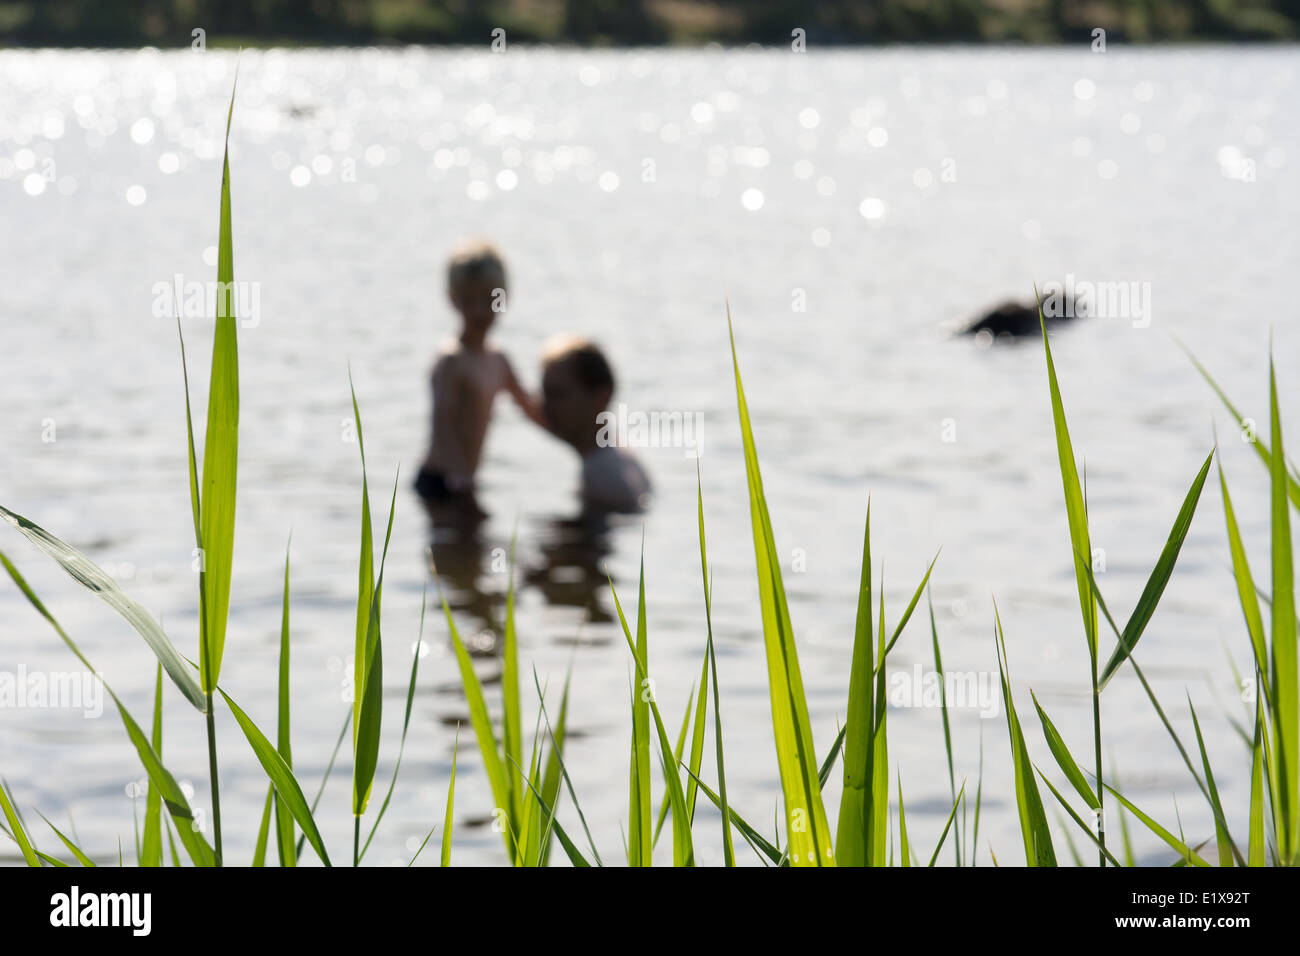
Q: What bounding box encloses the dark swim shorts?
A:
[414,465,453,501]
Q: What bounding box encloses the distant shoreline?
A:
[4,38,1299,52]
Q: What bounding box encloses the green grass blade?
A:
[441,730,458,867]
[818,724,847,790]
[1267,354,1299,864]
[1036,768,1123,867]
[929,592,959,864]
[435,576,513,860]
[1099,451,1215,688]
[164,817,180,867]
[252,785,273,867]
[0,514,206,712]
[728,306,834,866]
[510,762,592,868]
[37,812,95,867]
[994,604,1057,866]
[870,574,889,867]
[1219,459,1270,689]
[836,503,874,866]
[502,533,524,834]
[1249,697,1267,866]
[1180,341,1300,510]
[685,654,709,824]
[407,825,435,867]
[198,74,240,693]
[1030,692,1099,810]
[879,553,940,662]
[1102,784,1210,866]
[296,710,349,861]
[926,779,968,867]
[537,672,571,867]
[611,563,695,866]
[0,781,40,866]
[1036,295,1097,659]
[349,372,375,751]
[653,685,695,845]
[532,668,603,865]
[141,663,164,866]
[360,582,427,862]
[353,471,398,822]
[275,538,296,867]
[1,550,214,865]
[175,316,202,554]
[611,551,652,866]
[1080,558,1224,819]
[897,775,911,867]
[217,687,330,866]
[697,468,735,866]
[1111,764,1135,867]
[686,770,783,865]
[1187,696,1243,866]
[972,732,984,866]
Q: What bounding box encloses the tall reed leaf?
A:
[502,536,525,833]
[1102,785,1209,866]
[442,732,458,866]
[38,812,95,868]
[621,552,653,866]
[1248,698,1268,866]
[1036,299,1096,658]
[837,504,874,865]
[1267,355,1298,863]
[1098,451,1214,688]
[198,75,240,694]
[0,780,39,867]
[0,508,206,712]
[611,557,695,866]
[1031,692,1099,810]
[697,470,735,866]
[727,306,834,866]
[275,539,296,867]
[217,688,330,865]
[435,579,513,860]
[359,584,427,863]
[1180,342,1300,510]
[994,605,1056,866]
[141,664,164,867]
[1,552,215,866]
[1219,458,1269,685]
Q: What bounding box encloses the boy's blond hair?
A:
[447,240,507,291]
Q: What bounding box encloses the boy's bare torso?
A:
[424,340,513,490]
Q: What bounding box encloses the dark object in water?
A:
[953,297,1086,341]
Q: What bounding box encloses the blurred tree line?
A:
[1,0,1296,46]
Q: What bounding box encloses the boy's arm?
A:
[502,356,548,429]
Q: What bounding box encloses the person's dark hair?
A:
[545,337,615,394]
[568,343,615,393]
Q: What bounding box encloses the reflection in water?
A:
[423,495,499,654]
[424,496,626,657]
[523,514,618,630]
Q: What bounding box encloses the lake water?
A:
[1,44,1296,866]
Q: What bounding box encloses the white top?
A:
[581,446,652,514]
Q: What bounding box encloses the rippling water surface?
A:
[1,45,1297,865]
